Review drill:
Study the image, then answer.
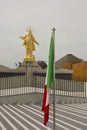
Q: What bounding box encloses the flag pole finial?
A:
[52,27,56,32]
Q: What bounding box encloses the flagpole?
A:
[52,27,56,130]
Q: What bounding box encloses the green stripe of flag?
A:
[47,31,54,88]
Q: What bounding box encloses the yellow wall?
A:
[72,62,87,81]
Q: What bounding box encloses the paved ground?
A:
[0,103,87,130]
[0,94,87,130]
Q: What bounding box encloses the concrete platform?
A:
[0,93,87,105]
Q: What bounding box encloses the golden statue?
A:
[20,28,39,62]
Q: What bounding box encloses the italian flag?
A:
[42,30,55,126]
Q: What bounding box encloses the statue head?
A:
[26,26,32,34]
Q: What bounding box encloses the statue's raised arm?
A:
[30,31,39,45]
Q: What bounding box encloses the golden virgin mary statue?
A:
[20,28,39,62]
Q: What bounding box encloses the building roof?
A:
[0,65,11,72]
[55,54,83,69]
[14,61,43,72]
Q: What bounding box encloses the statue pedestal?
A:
[26,62,33,87]
[24,55,35,62]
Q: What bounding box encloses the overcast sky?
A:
[0,0,87,68]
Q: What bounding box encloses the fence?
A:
[33,72,86,98]
[0,72,87,98]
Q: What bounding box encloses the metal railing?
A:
[0,72,86,98]
[33,72,86,98]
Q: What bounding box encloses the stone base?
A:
[24,55,35,62]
